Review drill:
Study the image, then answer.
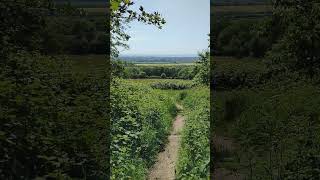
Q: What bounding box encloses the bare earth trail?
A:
[148,104,185,180]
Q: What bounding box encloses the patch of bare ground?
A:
[148,105,184,180]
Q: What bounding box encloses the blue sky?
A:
[120,0,210,56]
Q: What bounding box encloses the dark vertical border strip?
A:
[106,0,111,179]
[209,0,215,179]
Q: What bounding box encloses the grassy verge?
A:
[111,79,180,179]
[176,87,210,179]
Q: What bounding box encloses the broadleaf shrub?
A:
[176,88,210,179]
[111,79,178,179]
[0,51,109,179]
[150,80,194,90]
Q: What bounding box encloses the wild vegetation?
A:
[150,80,195,90]
[213,0,320,179]
[109,1,210,176]
[176,87,210,179]
[111,73,210,179]
[0,1,110,179]
[9,0,320,179]
[110,79,179,179]
[111,49,210,178]
[0,0,210,179]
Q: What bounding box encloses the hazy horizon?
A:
[119,54,199,57]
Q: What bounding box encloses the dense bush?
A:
[1,1,107,56]
[265,0,320,77]
[240,83,320,179]
[212,1,320,179]
[110,79,177,179]
[176,88,210,179]
[0,52,109,179]
[213,18,272,58]
[150,80,194,90]
[0,0,49,58]
[44,17,108,55]
[214,81,320,179]
[213,59,268,89]
[193,51,210,85]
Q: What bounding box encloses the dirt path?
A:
[148,104,185,180]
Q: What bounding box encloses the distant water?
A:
[119,55,198,64]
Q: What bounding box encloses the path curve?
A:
[148,104,185,180]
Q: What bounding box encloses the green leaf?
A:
[111,1,120,11]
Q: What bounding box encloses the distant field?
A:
[136,63,195,66]
[120,56,197,64]
[67,55,264,74]
[66,54,196,73]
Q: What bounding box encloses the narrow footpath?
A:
[148,104,185,180]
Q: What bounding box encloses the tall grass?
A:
[110,79,178,179]
[176,87,210,179]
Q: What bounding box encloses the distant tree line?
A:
[123,65,198,79]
